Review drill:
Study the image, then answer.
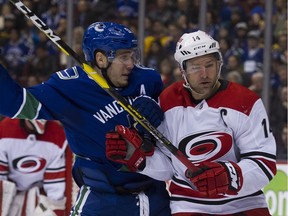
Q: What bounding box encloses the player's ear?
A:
[95,52,108,68]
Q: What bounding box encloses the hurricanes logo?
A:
[13,155,46,173]
[178,131,233,163]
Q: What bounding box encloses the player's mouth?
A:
[199,81,211,87]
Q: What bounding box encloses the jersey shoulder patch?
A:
[56,66,80,80]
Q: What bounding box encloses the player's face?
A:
[107,49,136,87]
[184,54,220,99]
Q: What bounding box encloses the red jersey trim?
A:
[160,81,260,116]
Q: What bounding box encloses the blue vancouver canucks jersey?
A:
[0,64,163,186]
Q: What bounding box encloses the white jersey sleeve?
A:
[228,98,276,196]
[140,147,174,181]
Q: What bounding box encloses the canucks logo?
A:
[56,67,79,80]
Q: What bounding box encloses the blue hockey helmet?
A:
[82,22,138,64]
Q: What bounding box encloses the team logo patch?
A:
[12,155,46,173]
[178,131,233,163]
[94,23,105,32]
[56,67,79,80]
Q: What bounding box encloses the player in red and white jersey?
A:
[106,30,277,215]
[0,117,68,216]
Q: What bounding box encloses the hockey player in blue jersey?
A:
[0,22,171,215]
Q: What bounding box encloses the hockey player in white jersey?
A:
[0,118,68,216]
[106,30,277,215]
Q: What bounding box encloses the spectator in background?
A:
[242,30,264,75]
[173,66,183,82]
[175,13,190,34]
[26,74,42,87]
[2,28,33,83]
[217,37,231,64]
[40,1,66,32]
[144,20,170,56]
[224,54,250,86]
[72,26,85,58]
[281,125,287,159]
[74,0,96,29]
[270,85,288,160]
[277,65,288,87]
[159,58,176,88]
[226,70,243,85]
[173,0,199,29]
[273,32,287,56]
[147,0,174,25]
[270,72,287,161]
[274,0,287,38]
[92,0,116,21]
[0,13,16,46]
[144,39,166,71]
[164,23,183,55]
[280,86,287,127]
[116,0,139,18]
[249,12,265,34]
[20,19,39,53]
[28,43,59,82]
[248,71,264,97]
[226,54,244,74]
[218,26,229,40]
[220,0,246,31]
[270,54,285,91]
[0,3,12,30]
[233,22,248,51]
[37,31,59,56]
[205,11,219,39]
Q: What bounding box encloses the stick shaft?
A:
[9,0,200,174]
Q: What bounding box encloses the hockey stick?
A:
[9,0,201,176]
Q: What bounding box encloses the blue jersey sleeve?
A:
[0,64,29,117]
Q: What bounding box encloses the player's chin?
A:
[197,86,211,95]
[118,80,129,87]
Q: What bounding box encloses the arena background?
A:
[0,0,287,215]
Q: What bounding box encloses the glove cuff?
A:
[220,161,243,193]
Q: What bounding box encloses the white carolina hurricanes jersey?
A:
[0,118,67,201]
[142,80,277,214]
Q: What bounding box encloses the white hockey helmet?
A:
[174,30,222,70]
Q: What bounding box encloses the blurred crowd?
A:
[0,0,287,160]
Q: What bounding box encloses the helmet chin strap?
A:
[95,61,117,88]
